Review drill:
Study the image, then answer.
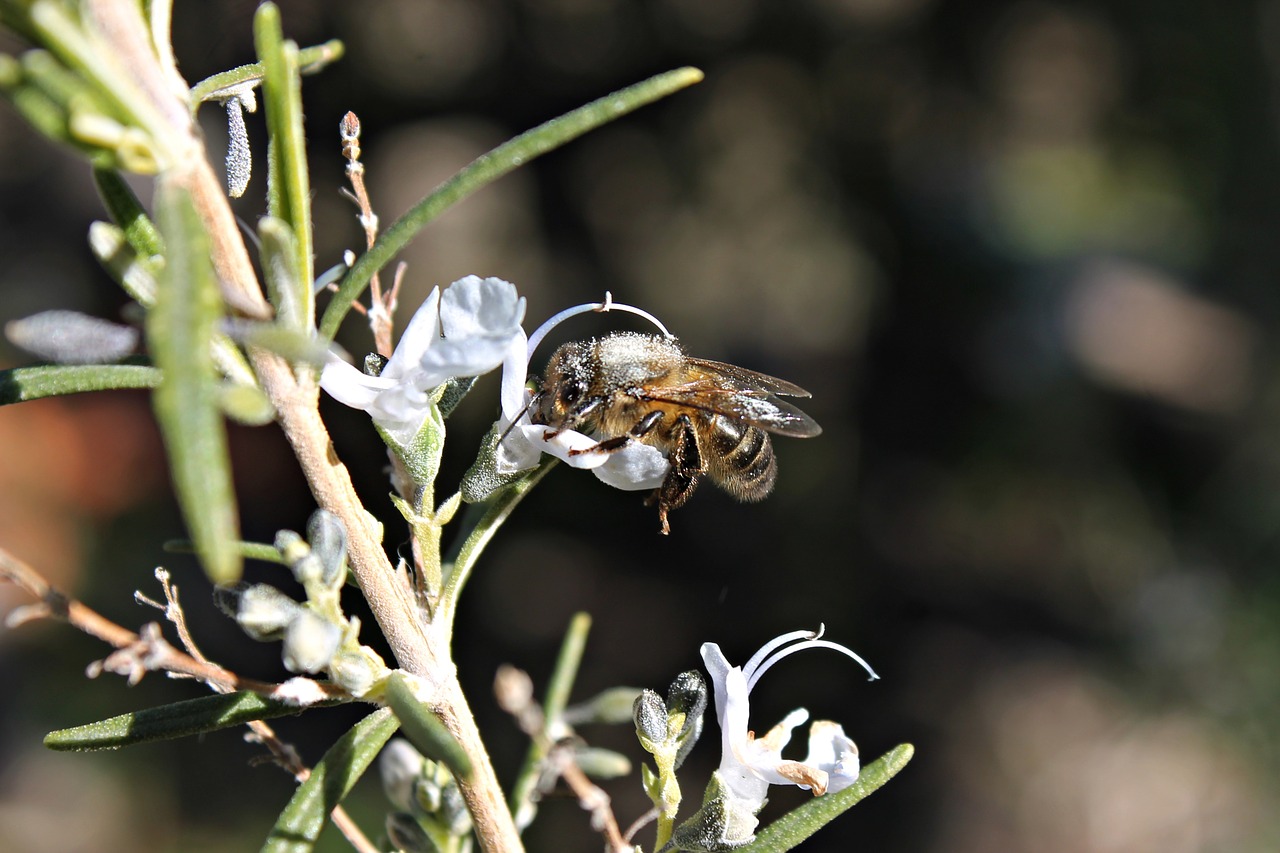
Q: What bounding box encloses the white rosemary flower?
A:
[493,294,670,490]
[701,627,877,813]
[320,275,525,444]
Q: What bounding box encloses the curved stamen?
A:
[525,291,673,362]
[742,627,821,683]
[745,636,879,692]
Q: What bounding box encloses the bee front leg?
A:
[650,413,703,535]
[567,410,665,455]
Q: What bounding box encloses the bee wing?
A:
[685,358,814,397]
[640,362,822,438]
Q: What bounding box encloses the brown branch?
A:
[0,547,344,701]
[141,569,380,853]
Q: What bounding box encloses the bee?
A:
[532,331,822,534]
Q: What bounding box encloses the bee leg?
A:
[568,410,665,455]
[649,413,702,535]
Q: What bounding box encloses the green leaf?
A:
[319,66,705,340]
[164,538,287,565]
[384,672,473,782]
[258,217,305,332]
[149,179,241,585]
[88,221,159,305]
[93,167,164,263]
[44,691,335,751]
[261,707,398,853]
[188,39,344,107]
[254,2,313,323]
[0,363,159,405]
[736,744,915,852]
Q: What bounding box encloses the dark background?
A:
[3,1,1280,850]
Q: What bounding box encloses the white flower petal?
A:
[319,354,394,410]
[804,721,860,793]
[418,335,516,387]
[439,275,525,342]
[382,286,440,379]
[591,444,669,490]
[701,633,871,809]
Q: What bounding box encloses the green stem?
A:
[436,460,557,639]
[510,612,592,831]
[319,67,704,341]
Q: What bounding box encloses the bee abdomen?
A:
[708,419,777,501]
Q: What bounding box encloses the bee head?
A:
[534,340,600,430]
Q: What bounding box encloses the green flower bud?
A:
[633,688,667,749]
[573,746,632,780]
[563,686,644,726]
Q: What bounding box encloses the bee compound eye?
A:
[561,380,585,406]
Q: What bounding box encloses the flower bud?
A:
[274,529,309,565]
[563,686,644,726]
[666,670,707,767]
[290,552,325,587]
[440,780,473,837]
[215,584,300,642]
[633,688,667,749]
[281,610,342,673]
[306,509,348,588]
[385,813,432,853]
[573,746,632,780]
[379,739,425,813]
[329,649,380,697]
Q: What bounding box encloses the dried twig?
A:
[496,665,631,852]
[0,547,345,702]
[340,111,400,358]
[138,568,379,853]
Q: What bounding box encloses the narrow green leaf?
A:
[149,179,241,585]
[164,538,287,565]
[93,167,164,262]
[319,66,705,340]
[257,217,305,331]
[261,707,398,853]
[737,744,915,852]
[0,363,159,404]
[88,221,159,305]
[384,672,473,781]
[188,39,344,107]
[27,0,175,158]
[254,3,313,322]
[44,691,335,751]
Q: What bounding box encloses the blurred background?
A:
[3,0,1280,850]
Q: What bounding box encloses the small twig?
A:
[495,665,631,852]
[623,807,660,845]
[149,568,380,853]
[340,111,397,357]
[0,547,346,701]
